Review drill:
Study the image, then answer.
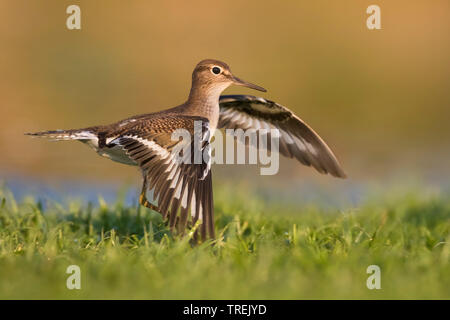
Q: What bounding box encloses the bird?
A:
[26,59,346,241]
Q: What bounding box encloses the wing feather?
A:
[110,115,215,239]
[219,95,346,178]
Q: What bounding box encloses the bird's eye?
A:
[212,66,221,75]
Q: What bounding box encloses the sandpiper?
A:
[27,59,346,240]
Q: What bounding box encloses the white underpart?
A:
[96,144,137,165]
[77,131,135,166]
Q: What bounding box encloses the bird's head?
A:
[190,59,266,99]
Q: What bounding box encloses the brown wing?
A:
[219,95,346,178]
[109,115,214,239]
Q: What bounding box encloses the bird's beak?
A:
[231,75,267,92]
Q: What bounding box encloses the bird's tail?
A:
[25,129,97,141]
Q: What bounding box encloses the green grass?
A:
[0,185,449,299]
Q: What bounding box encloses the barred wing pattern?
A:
[109,115,214,239]
[218,95,346,178]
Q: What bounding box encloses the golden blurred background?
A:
[1,0,449,188]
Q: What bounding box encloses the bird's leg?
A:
[139,177,160,212]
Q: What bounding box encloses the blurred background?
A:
[1,0,449,202]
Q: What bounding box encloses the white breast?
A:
[81,139,137,166]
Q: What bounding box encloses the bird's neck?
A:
[185,83,229,131]
[187,83,225,107]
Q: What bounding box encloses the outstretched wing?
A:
[109,115,214,239]
[218,95,346,178]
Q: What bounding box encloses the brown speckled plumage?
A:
[26,59,346,240]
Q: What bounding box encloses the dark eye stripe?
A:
[212,67,221,74]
